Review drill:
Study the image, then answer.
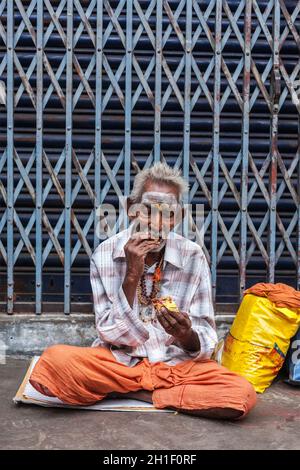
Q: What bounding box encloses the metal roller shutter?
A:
[0,0,300,314]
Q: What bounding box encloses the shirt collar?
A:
[112,221,184,270]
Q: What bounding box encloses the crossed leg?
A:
[29,344,257,420]
[108,391,245,420]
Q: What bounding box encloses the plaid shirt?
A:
[90,222,218,367]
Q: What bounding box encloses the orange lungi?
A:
[29,344,257,417]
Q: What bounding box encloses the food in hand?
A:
[152,296,179,314]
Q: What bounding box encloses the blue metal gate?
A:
[0,0,300,315]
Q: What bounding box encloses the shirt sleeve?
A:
[90,255,150,347]
[173,254,218,360]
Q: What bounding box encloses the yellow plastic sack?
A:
[221,293,300,393]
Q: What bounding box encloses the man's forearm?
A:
[122,271,140,308]
[176,328,200,352]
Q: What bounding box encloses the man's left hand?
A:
[156,307,192,341]
[156,307,200,352]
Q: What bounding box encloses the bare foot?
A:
[29,379,56,397]
[169,406,244,420]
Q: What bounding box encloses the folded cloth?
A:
[244,282,300,310]
[29,344,257,418]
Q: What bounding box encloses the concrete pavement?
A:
[0,357,299,450]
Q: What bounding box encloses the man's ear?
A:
[126,196,132,213]
[126,196,137,221]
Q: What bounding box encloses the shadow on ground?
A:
[1,357,299,450]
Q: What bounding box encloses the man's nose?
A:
[148,210,163,233]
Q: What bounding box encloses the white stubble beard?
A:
[148,239,167,252]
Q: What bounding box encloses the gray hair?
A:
[129,162,189,204]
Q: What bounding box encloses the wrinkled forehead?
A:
[141,191,179,206]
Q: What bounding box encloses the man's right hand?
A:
[123,233,161,280]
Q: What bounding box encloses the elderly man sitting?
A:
[30,162,256,419]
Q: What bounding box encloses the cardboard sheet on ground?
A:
[13,356,172,412]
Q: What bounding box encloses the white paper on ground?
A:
[14,356,172,412]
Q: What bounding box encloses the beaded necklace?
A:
[137,255,164,306]
[137,255,164,323]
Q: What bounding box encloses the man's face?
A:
[128,181,182,252]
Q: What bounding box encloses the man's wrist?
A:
[175,328,200,352]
